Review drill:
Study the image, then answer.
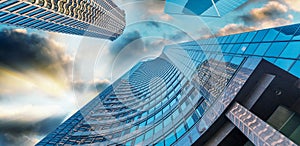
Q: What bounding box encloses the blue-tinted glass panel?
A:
[237,33,248,43]
[17,6,36,14]
[293,28,300,40]
[155,123,163,133]
[231,34,240,43]
[176,123,186,138]
[125,141,132,146]
[253,43,271,56]
[165,132,176,146]
[252,30,268,42]
[186,115,195,128]
[264,57,276,63]
[0,12,7,17]
[230,44,241,54]
[134,134,144,144]
[154,140,164,146]
[237,44,249,54]
[145,129,153,140]
[231,56,244,65]
[225,44,233,53]
[244,31,257,42]
[274,59,295,70]
[7,3,28,12]
[244,43,259,55]
[265,42,288,57]
[164,116,172,126]
[27,9,44,16]
[0,14,17,22]
[280,42,300,59]
[0,1,17,9]
[289,61,300,77]
[263,28,279,41]
[276,24,299,41]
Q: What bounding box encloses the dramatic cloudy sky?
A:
[0,0,300,145]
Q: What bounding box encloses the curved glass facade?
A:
[0,0,125,40]
[37,23,300,145]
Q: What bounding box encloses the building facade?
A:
[37,23,300,145]
[0,0,126,40]
[164,0,248,17]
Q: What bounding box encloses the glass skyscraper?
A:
[0,0,126,40]
[164,0,248,17]
[37,23,300,145]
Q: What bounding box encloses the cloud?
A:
[72,79,110,93]
[0,28,76,145]
[0,115,65,146]
[0,29,72,77]
[215,1,294,36]
[216,24,256,36]
[283,0,300,12]
[239,1,288,25]
[109,30,144,56]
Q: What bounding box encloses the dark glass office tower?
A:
[37,23,300,146]
[164,0,248,17]
[0,0,125,40]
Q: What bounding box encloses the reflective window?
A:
[276,24,299,41]
[244,31,257,42]
[175,123,186,138]
[231,34,240,43]
[154,140,164,146]
[280,42,300,59]
[289,61,300,77]
[244,43,259,55]
[263,28,279,41]
[274,59,295,70]
[186,115,195,128]
[134,134,144,145]
[154,123,163,133]
[165,132,176,146]
[265,42,288,57]
[230,56,244,65]
[0,1,17,9]
[237,44,249,54]
[230,44,241,54]
[164,116,172,126]
[7,3,28,12]
[237,33,248,43]
[145,129,153,140]
[252,30,268,42]
[253,43,271,56]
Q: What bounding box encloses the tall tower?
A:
[37,23,300,145]
[0,0,126,40]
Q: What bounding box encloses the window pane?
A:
[276,24,299,41]
[274,59,295,70]
[134,134,144,145]
[265,42,288,57]
[176,123,186,138]
[165,132,176,146]
[252,30,268,42]
[244,31,257,42]
[263,28,279,41]
[280,42,300,59]
[155,123,163,133]
[244,43,259,55]
[254,43,271,56]
[289,61,300,78]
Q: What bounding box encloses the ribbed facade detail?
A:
[0,0,125,40]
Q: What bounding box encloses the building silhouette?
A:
[37,23,300,145]
[0,0,125,40]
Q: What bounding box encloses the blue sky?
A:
[0,0,300,145]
